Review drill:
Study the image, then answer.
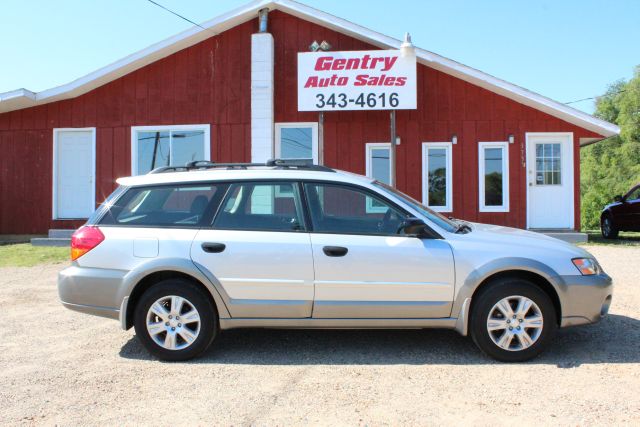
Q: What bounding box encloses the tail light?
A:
[71,226,105,261]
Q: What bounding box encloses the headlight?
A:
[572,258,599,275]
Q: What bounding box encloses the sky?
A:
[1,0,638,114]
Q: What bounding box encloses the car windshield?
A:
[373,181,459,233]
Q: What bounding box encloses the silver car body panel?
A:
[58,168,613,335]
[556,273,613,326]
[191,229,315,318]
[218,317,458,330]
[308,233,455,318]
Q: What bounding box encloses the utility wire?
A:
[145,0,633,112]
[143,0,213,34]
[564,89,627,105]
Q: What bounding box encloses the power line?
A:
[146,0,633,112]
[143,0,212,33]
[564,89,627,105]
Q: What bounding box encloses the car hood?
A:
[459,222,592,258]
[603,201,622,211]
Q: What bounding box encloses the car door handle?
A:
[201,242,226,253]
[323,246,348,257]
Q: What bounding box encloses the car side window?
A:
[627,187,640,201]
[213,182,306,232]
[304,182,408,235]
[100,183,226,227]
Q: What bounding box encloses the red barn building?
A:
[0,0,619,237]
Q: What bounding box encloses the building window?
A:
[131,125,210,175]
[275,123,318,163]
[365,143,391,213]
[479,141,509,212]
[422,142,453,212]
[535,143,562,186]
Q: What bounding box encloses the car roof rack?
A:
[265,158,334,172]
[148,158,335,174]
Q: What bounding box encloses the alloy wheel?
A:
[486,295,544,351]
[146,295,201,350]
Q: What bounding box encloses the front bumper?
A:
[557,273,613,327]
[58,265,127,320]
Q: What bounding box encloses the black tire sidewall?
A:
[601,215,618,239]
[134,278,217,361]
[470,279,557,362]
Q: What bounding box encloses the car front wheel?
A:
[134,278,217,361]
[470,279,557,362]
[601,215,619,239]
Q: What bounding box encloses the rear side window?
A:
[87,185,127,225]
[100,183,227,227]
[213,182,306,232]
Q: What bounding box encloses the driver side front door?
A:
[304,182,455,319]
[622,186,640,231]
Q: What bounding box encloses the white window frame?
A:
[365,142,391,213]
[365,142,391,182]
[478,141,510,212]
[130,124,211,175]
[275,122,319,164]
[421,142,453,212]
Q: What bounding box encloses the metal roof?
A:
[0,0,619,138]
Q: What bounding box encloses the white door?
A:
[54,129,95,219]
[526,133,574,229]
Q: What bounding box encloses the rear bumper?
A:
[58,265,127,320]
[558,273,613,327]
[60,301,119,320]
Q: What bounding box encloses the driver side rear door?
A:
[191,181,315,318]
[304,182,455,319]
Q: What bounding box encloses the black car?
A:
[601,184,640,238]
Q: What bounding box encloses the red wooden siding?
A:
[0,10,601,234]
[0,20,254,234]
[269,10,601,230]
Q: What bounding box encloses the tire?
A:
[601,215,619,239]
[134,278,217,361]
[470,278,557,362]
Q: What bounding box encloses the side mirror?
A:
[614,195,623,203]
[399,217,428,236]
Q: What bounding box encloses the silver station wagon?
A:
[59,159,613,362]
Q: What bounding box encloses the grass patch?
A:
[580,231,640,246]
[0,244,69,267]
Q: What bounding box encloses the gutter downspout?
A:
[251,8,275,162]
[258,8,269,33]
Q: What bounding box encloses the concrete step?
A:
[0,234,42,245]
[48,229,75,238]
[31,237,71,247]
[538,231,588,244]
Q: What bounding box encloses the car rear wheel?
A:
[601,215,619,239]
[134,278,217,361]
[470,279,557,362]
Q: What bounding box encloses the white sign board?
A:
[297,50,417,111]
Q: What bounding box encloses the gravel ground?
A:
[1,245,639,426]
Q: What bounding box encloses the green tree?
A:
[581,66,640,230]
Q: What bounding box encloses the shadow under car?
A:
[119,314,640,367]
